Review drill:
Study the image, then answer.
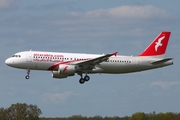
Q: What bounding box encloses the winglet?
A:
[113,52,118,56]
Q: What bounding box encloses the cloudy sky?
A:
[1,0,180,118]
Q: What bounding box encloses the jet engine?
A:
[52,71,68,79]
[52,65,75,79]
[58,64,75,75]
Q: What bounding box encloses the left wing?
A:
[73,52,117,71]
[76,52,117,66]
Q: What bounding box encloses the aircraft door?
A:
[136,58,141,67]
[26,51,32,62]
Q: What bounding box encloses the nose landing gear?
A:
[25,69,30,79]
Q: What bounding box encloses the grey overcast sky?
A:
[0,0,180,118]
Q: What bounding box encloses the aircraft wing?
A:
[75,52,117,70]
[77,52,117,65]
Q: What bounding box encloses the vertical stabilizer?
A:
[139,31,171,58]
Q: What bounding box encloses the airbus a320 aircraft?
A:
[5,31,173,84]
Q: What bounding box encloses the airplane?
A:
[5,31,173,84]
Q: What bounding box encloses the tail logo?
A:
[155,36,165,52]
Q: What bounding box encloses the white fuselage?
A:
[5,51,173,74]
[4,31,173,84]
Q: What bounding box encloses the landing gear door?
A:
[26,51,32,62]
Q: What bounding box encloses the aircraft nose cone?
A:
[5,58,12,66]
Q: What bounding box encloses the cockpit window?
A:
[12,55,21,58]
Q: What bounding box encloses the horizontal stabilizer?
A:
[151,58,173,64]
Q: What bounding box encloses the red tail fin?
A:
[139,31,171,58]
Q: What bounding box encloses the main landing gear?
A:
[25,69,30,79]
[79,73,90,84]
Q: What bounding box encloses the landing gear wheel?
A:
[79,78,85,84]
[84,75,90,81]
[25,75,30,79]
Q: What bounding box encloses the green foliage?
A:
[0,103,42,120]
[129,112,180,120]
[39,112,180,120]
[39,115,128,120]
[129,112,146,120]
[68,115,88,120]
[2,103,180,120]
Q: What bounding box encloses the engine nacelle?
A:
[58,64,75,75]
[52,71,68,79]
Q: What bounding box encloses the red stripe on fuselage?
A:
[47,57,93,70]
[47,60,76,70]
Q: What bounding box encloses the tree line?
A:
[40,112,180,120]
[1,103,180,120]
[0,103,42,120]
[40,115,129,120]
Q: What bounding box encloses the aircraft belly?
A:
[98,63,138,74]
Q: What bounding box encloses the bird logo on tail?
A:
[155,36,165,52]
